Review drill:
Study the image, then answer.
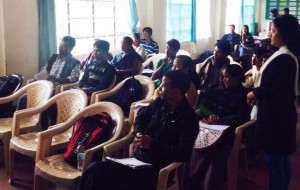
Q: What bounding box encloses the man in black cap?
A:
[270,8,279,19]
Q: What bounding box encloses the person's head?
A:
[121,36,133,52]
[93,39,110,61]
[229,24,236,33]
[59,36,76,56]
[132,32,141,47]
[165,39,180,58]
[283,8,289,15]
[160,70,190,101]
[172,55,193,74]
[252,47,269,69]
[270,8,278,18]
[214,40,231,61]
[142,27,153,41]
[242,25,249,34]
[271,15,300,50]
[222,64,245,89]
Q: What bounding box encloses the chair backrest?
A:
[227,120,256,190]
[142,53,166,70]
[180,41,197,54]
[52,89,88,123]
[134,75,155,99]
[12,80,53,109]
[176,50,191,57]
[10,73,24,93]
[95,75,154,103]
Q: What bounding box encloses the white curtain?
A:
[196,0,227,53]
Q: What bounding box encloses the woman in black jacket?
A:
[247,15,300,190]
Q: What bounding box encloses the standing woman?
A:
[247,15,300,190]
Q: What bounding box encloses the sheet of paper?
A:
[106,157,152,169]
[34,70,49,80]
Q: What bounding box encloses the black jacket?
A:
[133,97,199,170]
[253,54,297,155]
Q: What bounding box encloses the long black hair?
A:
[176,55,201,90]
[273,15,300,83]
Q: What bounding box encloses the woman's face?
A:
[242,26,248,33]
[269,23,285,48]
[222,69,239,88]
[172,58,188,74]
[132,35,139,46]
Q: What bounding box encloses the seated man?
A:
[243,47,270,89]
[221,24,241,54]
[17,36,80,130]
[197,40,231,98]
[80,39,114,70]
[151,39,180,88]
[140,27,159,57]
[77,70,199,190]
[111,36,143,83]
[77,40,116,97]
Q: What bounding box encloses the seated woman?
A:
[239,25,256,56]
[132,32,147,61]
[186,64,250,190]
[152,55,200,106]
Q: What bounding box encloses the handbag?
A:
[194,122,229,149]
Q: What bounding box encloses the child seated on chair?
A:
[77,70,199,190]
[185,64,250,190]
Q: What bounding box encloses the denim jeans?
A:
[264,153,291,190]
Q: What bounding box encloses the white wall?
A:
[2,0,39,81]
[136,0,167,53]
[0,0,6,76]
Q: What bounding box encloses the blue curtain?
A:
[167,0,196,42]
[125,0,139,33]
[241,0,255,35]
[38,0,57,69]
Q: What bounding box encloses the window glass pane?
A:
[95,18,114,36]
[94,2,114,17]
[69,1,92,18]
[72,38,94,55]
[70,19,93,37]
[55,0,68,40]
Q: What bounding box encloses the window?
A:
[166,0,195,42]
[55,0,131,55]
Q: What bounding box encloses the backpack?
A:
[0,75,21,97]
[0,74,23,118]
[64,112,113,167]
[105,77,143,117]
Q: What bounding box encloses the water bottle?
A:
[76,142,85,171]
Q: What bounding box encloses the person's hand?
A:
[162,57,168,65]
[245,73,253,78]
[48,75,59,82]
[247,91,256,106]
[134,133,152,149]
[208,114,220,124]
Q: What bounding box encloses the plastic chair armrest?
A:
[60,82,79,92]
[103,133,135,160]
[156,162,182,190]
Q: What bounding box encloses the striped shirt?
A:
[140,39,159,56]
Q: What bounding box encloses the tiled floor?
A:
[0,114,300,190]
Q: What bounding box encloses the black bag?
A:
[105,77,143,117]
[0,74,23,118]
[64,112,113,167]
